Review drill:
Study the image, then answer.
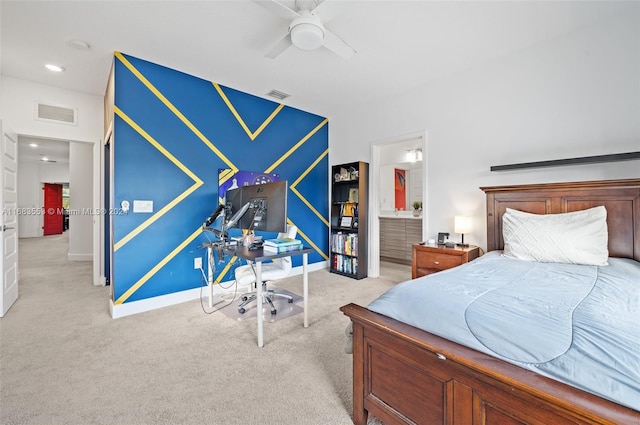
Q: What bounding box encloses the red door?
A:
[43,183,63,236]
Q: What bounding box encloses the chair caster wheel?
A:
[288,299,293,303]
[271,310,277,315]
[238,308,246,314]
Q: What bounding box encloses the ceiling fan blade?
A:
[323,29,356,59]
[311,0,352,23]
[252,0,299,21]
[265,33,294,58]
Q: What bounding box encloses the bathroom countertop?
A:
[378,214,422,219]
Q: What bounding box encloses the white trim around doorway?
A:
[369,130,428,278]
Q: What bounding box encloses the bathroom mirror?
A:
[379,162,422,213]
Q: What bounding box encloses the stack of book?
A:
[263,237,303,253]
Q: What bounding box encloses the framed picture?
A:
[340,216,353,227]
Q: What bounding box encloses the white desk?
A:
[208,244,312,347]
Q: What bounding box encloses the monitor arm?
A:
[222,201,251,234]
[203,204,225,228]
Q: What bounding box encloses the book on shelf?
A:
[263,243,303,253]
[332,253,358,275]
[263,237,302,247]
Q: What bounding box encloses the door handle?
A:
[2,225,15,231]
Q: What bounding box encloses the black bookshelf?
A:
[330,161,368,279]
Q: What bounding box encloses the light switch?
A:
[133,200,153,213]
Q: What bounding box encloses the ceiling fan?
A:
[253,0,357,59]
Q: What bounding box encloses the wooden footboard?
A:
[340,303,640,425]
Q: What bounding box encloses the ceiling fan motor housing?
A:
[289,11,325,50]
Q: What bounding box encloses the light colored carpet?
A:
[0,233,411,425]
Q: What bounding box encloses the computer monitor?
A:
[224,180,288,233]
[224,185,244,227]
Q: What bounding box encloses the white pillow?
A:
[502,206,609,266]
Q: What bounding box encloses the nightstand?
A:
[412,244,480,278]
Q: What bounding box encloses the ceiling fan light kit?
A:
[255,0,356,59]
[290,18,325,50]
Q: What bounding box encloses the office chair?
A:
[235,225,297,315]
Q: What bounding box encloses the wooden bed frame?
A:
[341,179,640,425]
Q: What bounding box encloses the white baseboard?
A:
[68,253,92,261]
[109,262,328,318]
[110,286,207,319]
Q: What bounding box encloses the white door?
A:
[1,121,19,317]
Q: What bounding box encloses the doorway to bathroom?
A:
[370,131,427,278]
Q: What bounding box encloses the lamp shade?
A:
[454,216,472,235]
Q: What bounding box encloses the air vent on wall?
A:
[266,89,290,100]
[36,103,77,125]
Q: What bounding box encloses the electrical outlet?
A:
[194,257,202,270]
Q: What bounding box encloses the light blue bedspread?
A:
[367,251,640,411]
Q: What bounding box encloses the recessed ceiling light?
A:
[45,64,65,72]
[29,143,38,148]
[68,39,90,51]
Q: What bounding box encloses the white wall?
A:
[17,160,69,238]
[330,11,640,252]
[0,76,103,143]
[16,163,38,238]
[16,145,93,258]
[68,142,93,260]
[1,77,102,260]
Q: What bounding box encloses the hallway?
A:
[13,233,107,319]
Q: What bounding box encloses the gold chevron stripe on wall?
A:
[213,82,285,141]
[289,219,329,262]
[290,148,330,227]
[265,118,328,174]
[111,52,329,308]
[113,106,203,251]
[213,257,239,284]
[115,51,238,174]
[114,227,203,304]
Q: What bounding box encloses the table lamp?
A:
[454,216,471,247]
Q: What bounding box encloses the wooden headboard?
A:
[480,179,640,262]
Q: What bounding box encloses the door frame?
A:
[95,124,111,287]
[369,130,428,278]
[12,131,104,287]
[101,124,113,289]
[1,121,19,316]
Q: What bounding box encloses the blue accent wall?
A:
[111,52,328,305]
